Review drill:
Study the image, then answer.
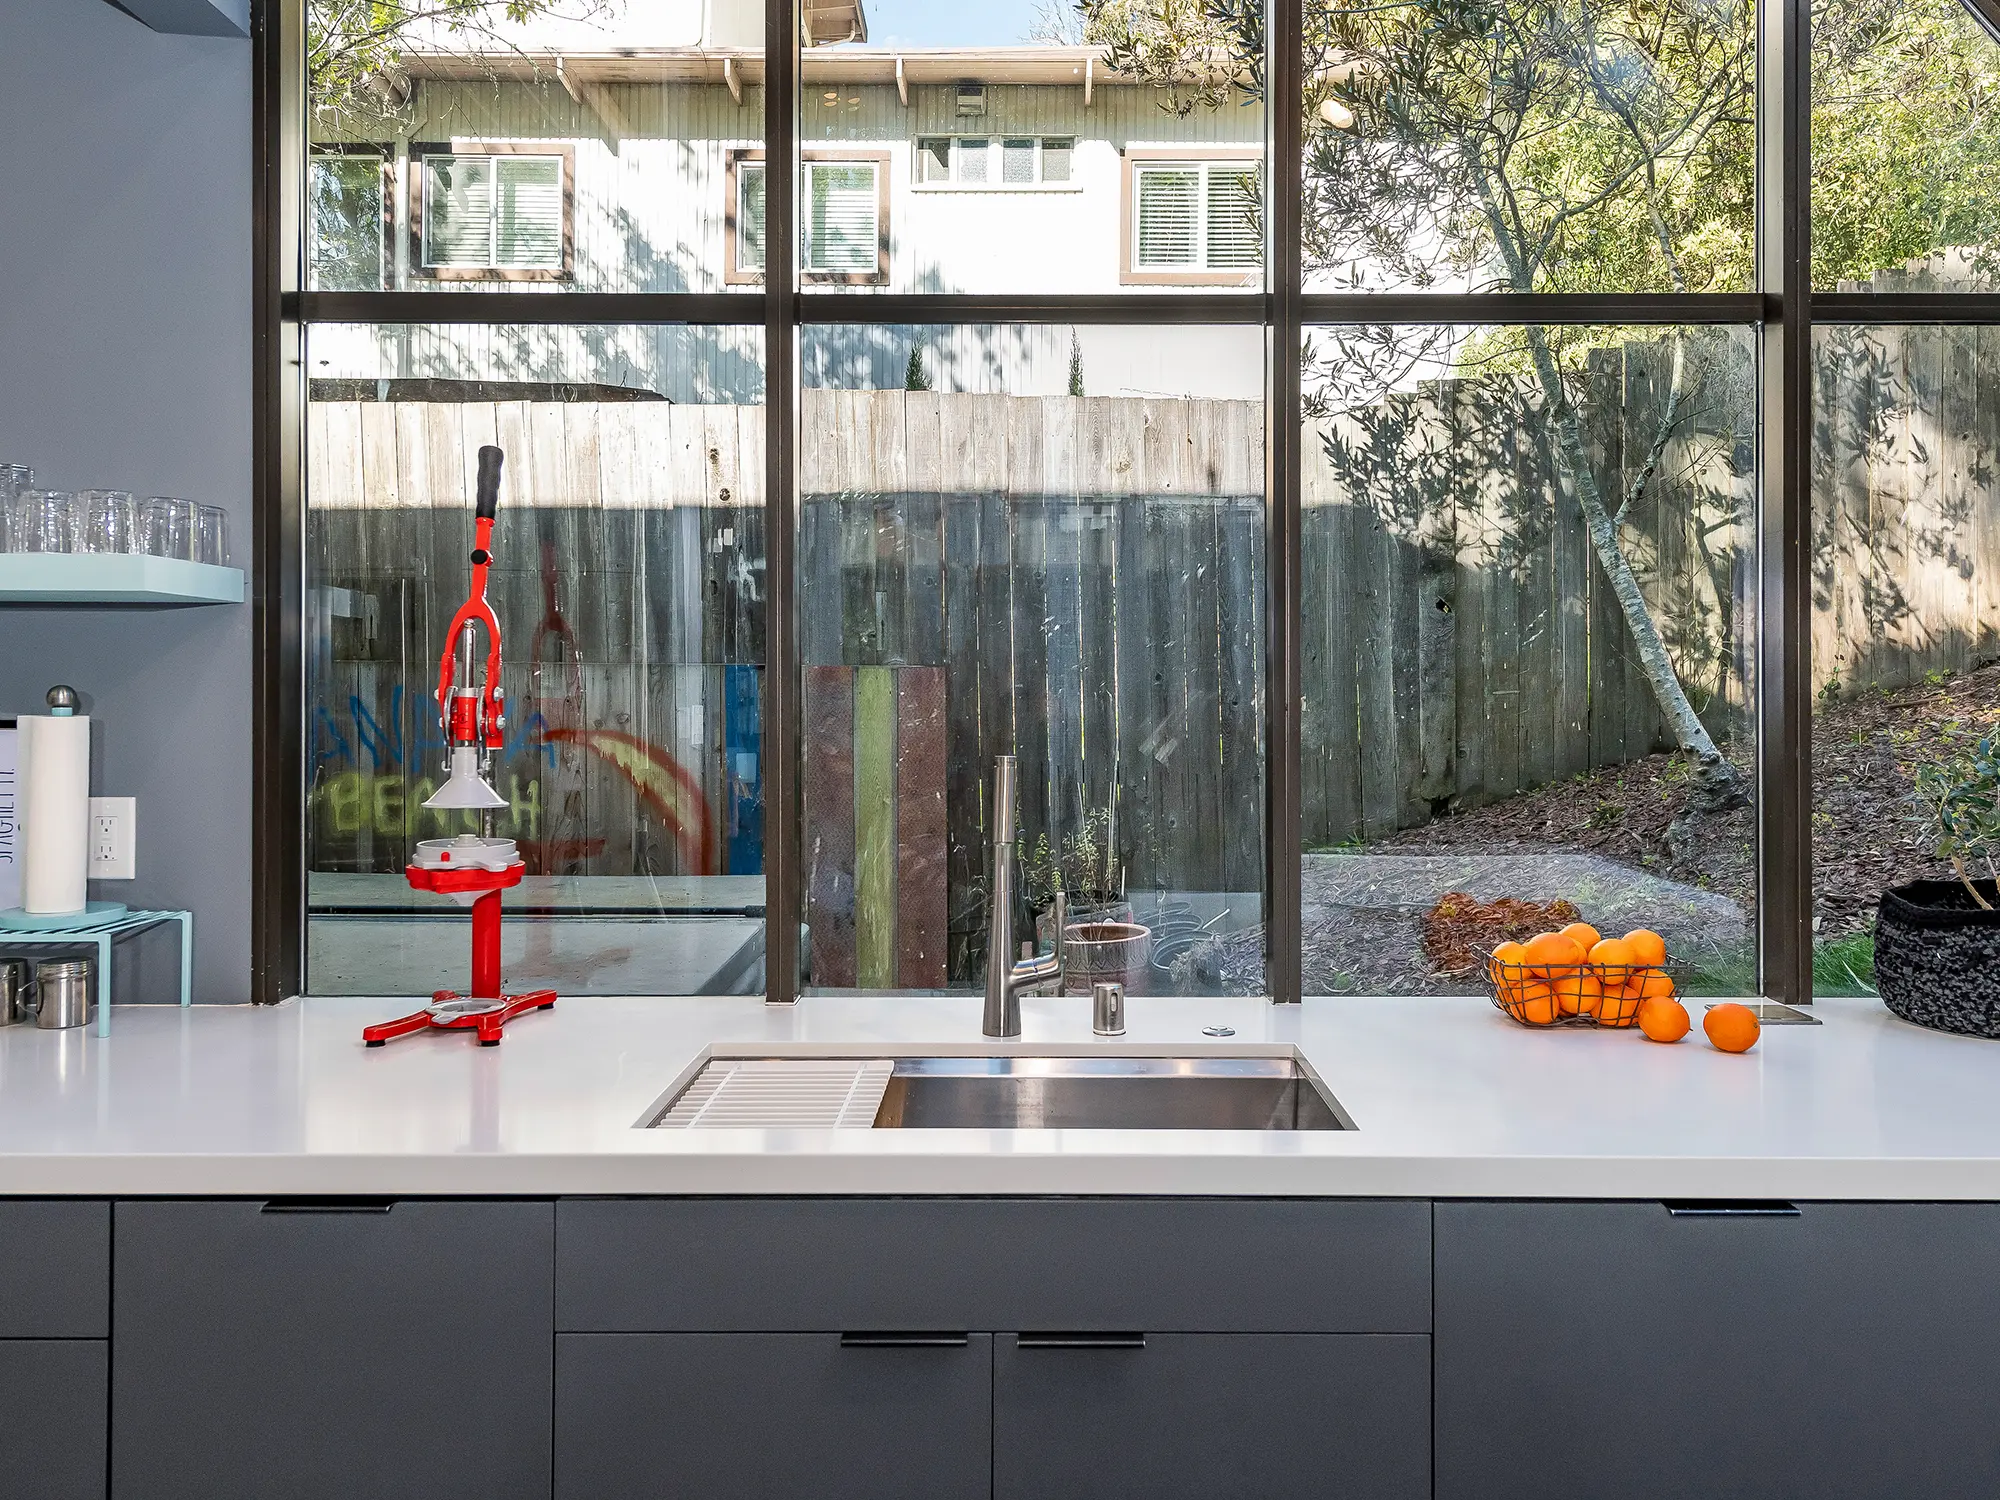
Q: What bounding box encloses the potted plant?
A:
[1877,735,2000,1037]
[1022,807,1149,995]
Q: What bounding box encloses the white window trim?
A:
[1122,150,1263,287]
[728,151,890,284]
[911,135,1084,193]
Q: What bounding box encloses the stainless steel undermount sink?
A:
[647,1051,1351,1131]
[875,1055,1349,1131]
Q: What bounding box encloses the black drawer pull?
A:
[1018,1332,1147,1350]
[1663,1200,1799,1217]
[261,1198,396,1215]
[840,1332,969,1348]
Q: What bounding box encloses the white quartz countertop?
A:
[0,992,1996,1199]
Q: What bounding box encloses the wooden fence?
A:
[316,343,1985,974]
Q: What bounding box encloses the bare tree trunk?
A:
[1520,324,1748,809]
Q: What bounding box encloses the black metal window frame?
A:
[250,0,2000,1006]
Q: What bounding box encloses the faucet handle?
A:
[1051,888,1067,981]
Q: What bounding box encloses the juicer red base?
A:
[362,989,556,1047]
[363,857,557,1047]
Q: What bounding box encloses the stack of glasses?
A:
[0,463,228,565]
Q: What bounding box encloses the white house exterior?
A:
[308,0,1267,401]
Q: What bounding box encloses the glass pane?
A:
[1302,324,1758,1000]
[1136,168,1199,269]
[1301,1,1754,293]
[304,324,767,996]
[800,325,1268,996]
[807,0,1265,293]
[308,154,385,291]
[809,163,880,275]
[305,3,762,292]
[738,162,767,271]
[1813,0,2000,291]
[1811,323,2000,997]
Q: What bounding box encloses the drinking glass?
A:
[0,464,31,553]
[76,490,139,554]
[141,497,194,560]
[193,504,228,566]
[16,491,75,553]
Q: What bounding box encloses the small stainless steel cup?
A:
[33,960,93,1030]
[1092,980,1126,1036]
[0,960,33,1026]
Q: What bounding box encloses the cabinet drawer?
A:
[0,1340,106,1500]
[112,1199,554,1500]
[557,1333,991,1500]
[0,1201,107,1338]
[1436,1200,2000,1500]
[557,1198,1430,1333]
[995,1332,1429,1500]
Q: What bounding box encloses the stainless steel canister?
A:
[1092,980,1126,1036]
[33,959,93,1030]
[0,960,32,1026]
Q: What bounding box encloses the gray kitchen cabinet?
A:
[0,1200,108,1337]
[0,1340,107,1500]
[1435,1200,2000,1500]
[110,1199,554,1500]
[993,1332,1431,1500]
[556,1332,992,1500]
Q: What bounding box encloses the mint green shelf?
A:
[0,553,244,606]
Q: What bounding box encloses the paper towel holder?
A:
[0,683,127,932]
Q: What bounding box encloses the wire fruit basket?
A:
[1487,954,1679,1028]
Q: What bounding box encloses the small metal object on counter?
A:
[1202,1025,1235,1038]
[0,960,33,1026]
[34,959,93,1030]
[1093,981,1126,1036]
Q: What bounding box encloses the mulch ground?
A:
[1372,662,2000,939]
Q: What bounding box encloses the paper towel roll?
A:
[20,714,89,916]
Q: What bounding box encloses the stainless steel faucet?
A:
[983,755,1067,1038]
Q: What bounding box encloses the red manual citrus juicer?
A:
[364,445,556,1047]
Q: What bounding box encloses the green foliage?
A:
[1067,330,1086,397]
[1021,805,1125,909]
[309,0,601,121]
[1812,0,2000,288]
[1913,732,2000,905]
[904,345,931,392]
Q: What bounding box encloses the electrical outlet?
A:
[89,796,135,880]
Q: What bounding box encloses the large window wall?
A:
[259,0,2000,1004]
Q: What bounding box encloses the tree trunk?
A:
[1520,325,1747,810]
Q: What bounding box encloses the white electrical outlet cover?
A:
[88,796,136,881]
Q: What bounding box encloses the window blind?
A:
[1002,138,1037,185]
[738,162,767,270]
[1205,168,1260,269]
[1135,167,1201,268]
[808,162,878,273]
[1041,138,1073,184]
[425,156,495,267]
[956,139,989,184]
[424,153,564,271]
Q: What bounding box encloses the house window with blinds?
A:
[734,157,884,281]
[419,150,568,277]
[1130,160,1262,279]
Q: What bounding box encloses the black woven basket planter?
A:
[1876,879,2000,1038]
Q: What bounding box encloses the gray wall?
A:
[0,2,252,1002]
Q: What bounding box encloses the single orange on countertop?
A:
[1559,922,1602,952]
[1522,931,1586,978]
[1638,995,1691,1042]
[1554,969,1603,1016]
[1704,1002,1761,1053]
[1623,928,1668,967]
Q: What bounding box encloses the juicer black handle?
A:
[475,446,504,519]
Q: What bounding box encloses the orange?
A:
[1554,969,1603,1017]
[1638,996,1691,1042]
[1597,985,1645,1026]
[1510,979,1561,1026]
[1704,1002,1760,1054]
[1559,922,1602,952]
[1623,928,1668,968]
[1588,936,1637,979]
[1632,970,1675,1000]
[1490,940,1528,985]
[1522,931,1586,979]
